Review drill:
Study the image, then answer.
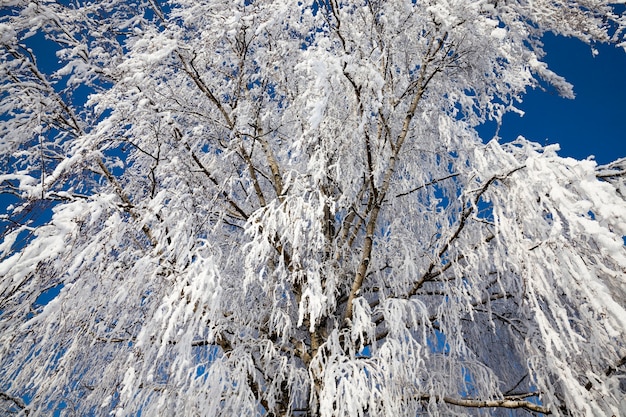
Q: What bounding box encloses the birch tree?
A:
[1,1,626,416]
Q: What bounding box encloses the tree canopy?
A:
[1,0,625,416]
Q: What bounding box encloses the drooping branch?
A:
[409,166,525,296]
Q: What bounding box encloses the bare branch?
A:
[420,394,551,414]
[396,173,460,198]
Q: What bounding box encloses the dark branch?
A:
[0,391,29,414]
[395,173,460,198]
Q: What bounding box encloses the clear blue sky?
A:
[479,33,626,165]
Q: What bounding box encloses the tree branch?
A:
[0,391,29,414]
[420,394,551,414]
[177,51,234,129]
[410,167,524,296]
[174,128,249,221]
[396,173,460,198]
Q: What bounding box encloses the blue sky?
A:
[479,32,626,165]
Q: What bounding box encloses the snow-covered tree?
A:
[1,0,625,415]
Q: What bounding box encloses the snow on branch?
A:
[0,1,625,416]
